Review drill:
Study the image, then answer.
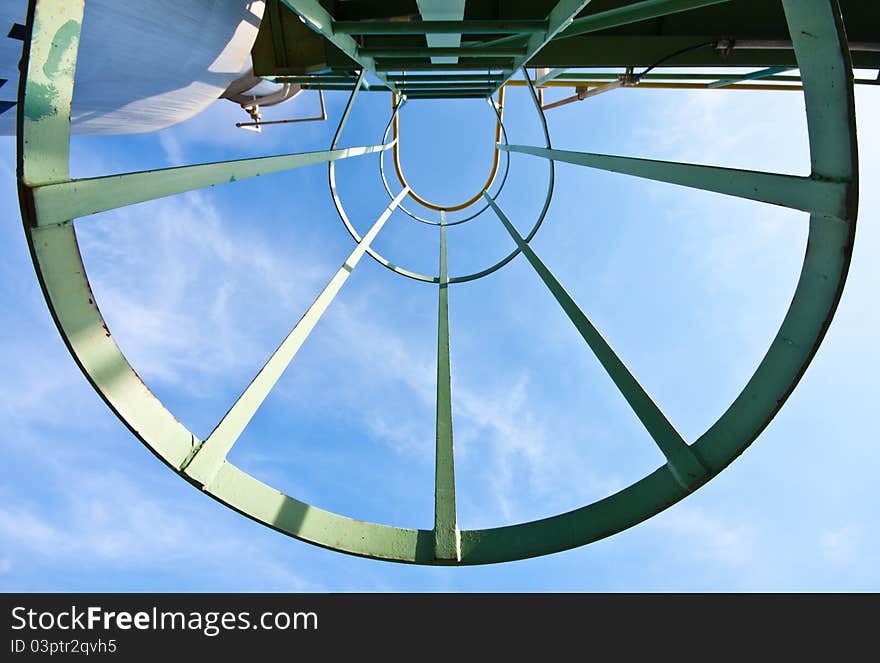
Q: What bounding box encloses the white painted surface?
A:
[0,0,268,135]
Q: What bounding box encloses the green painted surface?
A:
[499,144,850,218]
[490,1,594,94]
[558,0,733,39]
[183,187,409,488]
[485,194,707,490]
[433,212,460,561]
[708,66,793,88]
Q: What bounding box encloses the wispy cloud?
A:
[650,504,759,568]
[819,526,865,567]
[0,463,319,591]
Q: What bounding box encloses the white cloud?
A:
[650,505,758,568]
[76,188,333,393]
[819,526,865,566]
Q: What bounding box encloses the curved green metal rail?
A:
[18,0,857,564]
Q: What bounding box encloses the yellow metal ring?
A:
[392,87,505,212]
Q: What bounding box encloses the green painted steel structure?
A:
[16,0,860,564]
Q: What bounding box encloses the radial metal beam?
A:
[557,0,733,40]
[434,211,460,561]
[183,187,410,488]
[536,67,568,86]
[30,144,394,227]
[708,66,794,88]
[279,0,400,93]
[332,20,548,35]
[499,144,849,219]
[490,0,594,95]
[483,194,706,489]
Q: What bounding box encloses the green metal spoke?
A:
[557,0,733,40]
[17,0,859,566]
[31,143,395,227]
[536,67,568,86]
[279,0,400,93]
[182,187,410,488]
[708,67,795,89]
[387,74,504,83]
[484,194,707,489]
[434,211,460,561]
[331,20,548,35]
[499,144,849,218]
[490,0,594,94]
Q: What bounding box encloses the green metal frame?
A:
[18,0,857,565]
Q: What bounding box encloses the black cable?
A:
[636,40,719,80]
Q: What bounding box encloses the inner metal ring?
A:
[390,87,506,212]
[378,95,511,227]
[330,71,556,284]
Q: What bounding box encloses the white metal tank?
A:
[0,0,292,135]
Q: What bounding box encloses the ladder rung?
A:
[332,20,548,35]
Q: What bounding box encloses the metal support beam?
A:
[499,144,849,219]
[279,0,400,93]
[361,46,526,58]
[536,67,568,86]
[557,0,733,39]
[332,20,548,35]
[386,73,504,82]
[183,187,410,487]
[30,144,393,227]
[491,1,594,95]
[708,66,794,88]
[434,211,460,561]
[483,194,706,490]
[418,0,465,65]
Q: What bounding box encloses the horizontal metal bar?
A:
[708,66,793,88]
[361,46,526,58]
[31,143,395,226]
[500,144,847,217]
[541,79,623,110]
[272,75,359,84]
[279,1,400,93]
[387,73,504,82]
[377,62,509,71]
[433,213,459,561]
[405,93,489,99]
[558,0,732,39]
[550,72,803,82]
[183,186,410,487]
[536,67,567,86]
[396,81,495,88]
[717,39,880,52]
[491,1,592,95]
[405,90,490,95]
[332,20,548,35]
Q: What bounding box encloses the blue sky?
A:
[1,76,878,591]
